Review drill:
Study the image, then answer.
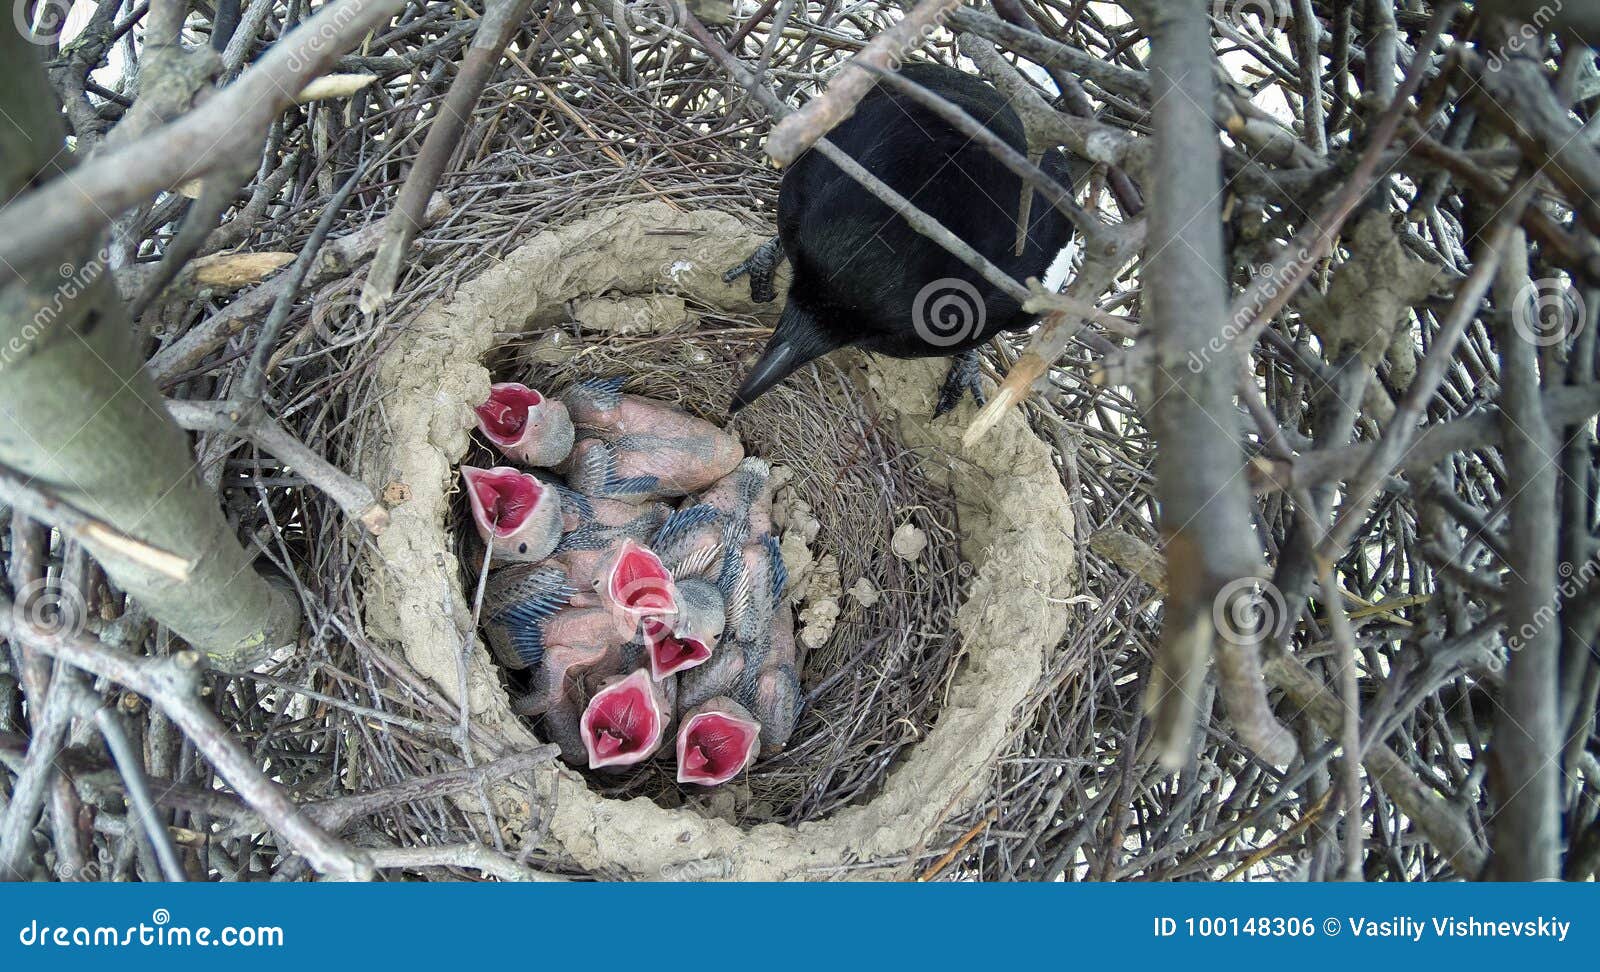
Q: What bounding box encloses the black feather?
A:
[730,62,1082,412]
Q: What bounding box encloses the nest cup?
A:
[359,202,1076,879]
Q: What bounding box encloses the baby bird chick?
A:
[473,382,574,467]
[550,487,669,592]
[651,457,774,579]
[559,377,744,498]
[461,465,561,563]
[643,576,725,680]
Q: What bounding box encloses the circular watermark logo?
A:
[11,576,87,641]
[912,278,987,348]
[612,0,684,45]
[1512,278,1585,348]
[310,278,368,345]
[14,0,73,45]
[608,573,677,640]
[1212,576,1291,647]
[1211,0,1288,35]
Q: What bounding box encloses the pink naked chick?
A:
[461,465,561,563]
[559,377,744,499]
[473,382,575,467]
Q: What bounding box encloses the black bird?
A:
[725,62,1086,417]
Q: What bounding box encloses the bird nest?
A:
[356,201,1075,878]
[460,341,955,818]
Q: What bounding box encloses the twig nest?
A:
[358,202,1077,879]
[892,522,928,560]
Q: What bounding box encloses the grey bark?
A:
[0,31,299,667]
[1133,0,1298,769]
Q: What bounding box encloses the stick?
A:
[0,462,193,581]
[360,0,534,315]
[146,193,451,385]
[239,162,366,406]
[0,0,408,279]
[94,706,187,882]
[367,844,564,882]
[764,0,965,166]
[163,400,389,534]
[0,597,372,880]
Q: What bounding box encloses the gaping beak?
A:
[474,382,574,467]
[644,617,714,680]
[461,465,560,562]
[602,539,678,632]
[676,698,762,786]
[580,669,668,769]
[474,383,541,446]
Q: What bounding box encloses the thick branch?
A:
[0,0,407,279]
[1136,0,1296,769]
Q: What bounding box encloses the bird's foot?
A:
[722,235,783,304]
[933,351,987,419]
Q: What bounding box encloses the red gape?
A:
[645,618,712,679]
[609,542,675,614]
[461,465,560,563]
[580,670,666,769]
[465,467,542,535]
[676,703,761,786]
[474,384,543,442]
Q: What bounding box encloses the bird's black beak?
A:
[728,338,802,416]
[729,301,841,417]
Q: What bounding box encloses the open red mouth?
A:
[462,466,544,537]
[474,383,543,445]
[580,670,666,769]
[645,619,712,680]
[676,707,761,786]
[607,540,677,618]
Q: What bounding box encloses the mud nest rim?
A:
[355,201,1076,879]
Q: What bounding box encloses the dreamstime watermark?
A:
[1512,277,1586,348]
[612,0,685,45]
[17,910,284,949]
[53,852,110,881]
[1484,1,1568,74]
[1212,576,1293,647]
[10,576,88,641]
[13,0,72,45]
[309,277,368,345]
[608,572,678,642]
[912,277,987,347]
[882,5,959,72]
[1187,248,1313,375]
[1503,554,1600,660]
[284,0,369,74]
[1211,0,1289,36]
[2,246,111,375]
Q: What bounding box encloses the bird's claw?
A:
[722,235,783,304]
[933,351,987,419]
